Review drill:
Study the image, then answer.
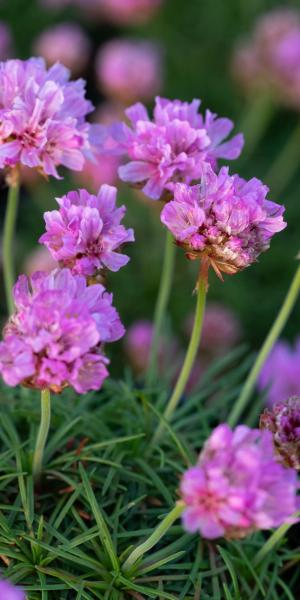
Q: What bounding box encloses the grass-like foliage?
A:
[0,347,298,599]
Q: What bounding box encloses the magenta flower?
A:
[0,57,101,178]
[95,40,162,105]
[40,185,134,277]
[161,166,286,276]
[110,97,244,200]
[34,24,91,76]
[260,397,300,469]
[258,339,300,406]
[232,9,300,110]
[0,580,25,600]
[0,269,124,393]
[180,424,299,540]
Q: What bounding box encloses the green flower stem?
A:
[265,121,300,197]
[33,389,51,480]
[147,231,176,386]
[152,264,208,445]
[122,501,185,574]
[228,264,300,428]
[238,92,275,160]
[3,181,20,314]
[253,510,300,567]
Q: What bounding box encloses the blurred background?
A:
[0,0,300,380]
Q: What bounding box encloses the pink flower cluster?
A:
[0,269,124,394]
[96,40,162,105]
[260,398,300,470]
[161,167,286,276]
[110,97,244,200]
[0,58,100,178]
[180,424,298,539]
[232,9,300,110]
[40,185,134,277]
[0,580,24,600]
[101,0,162,25]
[258,338,300,406]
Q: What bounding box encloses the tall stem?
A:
[33,389,51,480]
[228,265,300,427]
[152,264,208,445]
[3,181,20,314]
[147,231,176,386]
[264,122,300,197]
[122,502,185,574]
[238,92,275,161]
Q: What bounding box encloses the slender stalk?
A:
[265,122,300,197]
[253,510,300,567]
[3,181,20,314]
[152,264,208,445]
[147,231,176,386]
[33,389,51,480]
[122,502,185,573]
[228,264,300,427]
[238,92,275,161]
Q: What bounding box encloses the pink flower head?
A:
[101,0,162,25]
[109,97,244,200]
[232,9,300,110]
[180,424,299,540]
[0,269,125,393]
[0,57,101,178]
[40,185,134,277]
[260,397,300,470]
[0,580,25,600]
[258,338,300,406]
[161,166,286,277]
[34,24,91,76]
[95,40,162,104]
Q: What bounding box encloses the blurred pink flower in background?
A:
[74,103,123,193]
[260,397,300,469]
[24,246,57,276]
[232,8,300,109]
[185,302,242,358]
[95,40,162,105]
[0,21,13,60]
[34,23,91,76]
[101,0,162,25]
[124,319,179,376]
[258,338,300,406]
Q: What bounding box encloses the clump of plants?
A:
[0,57,299,599]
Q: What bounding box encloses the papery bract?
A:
[40,185,134,277]
[0,269,124,393]
[260,397,300,469]
[109,97,244,200]
[161,167,286,276]
[180,424,299,539]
